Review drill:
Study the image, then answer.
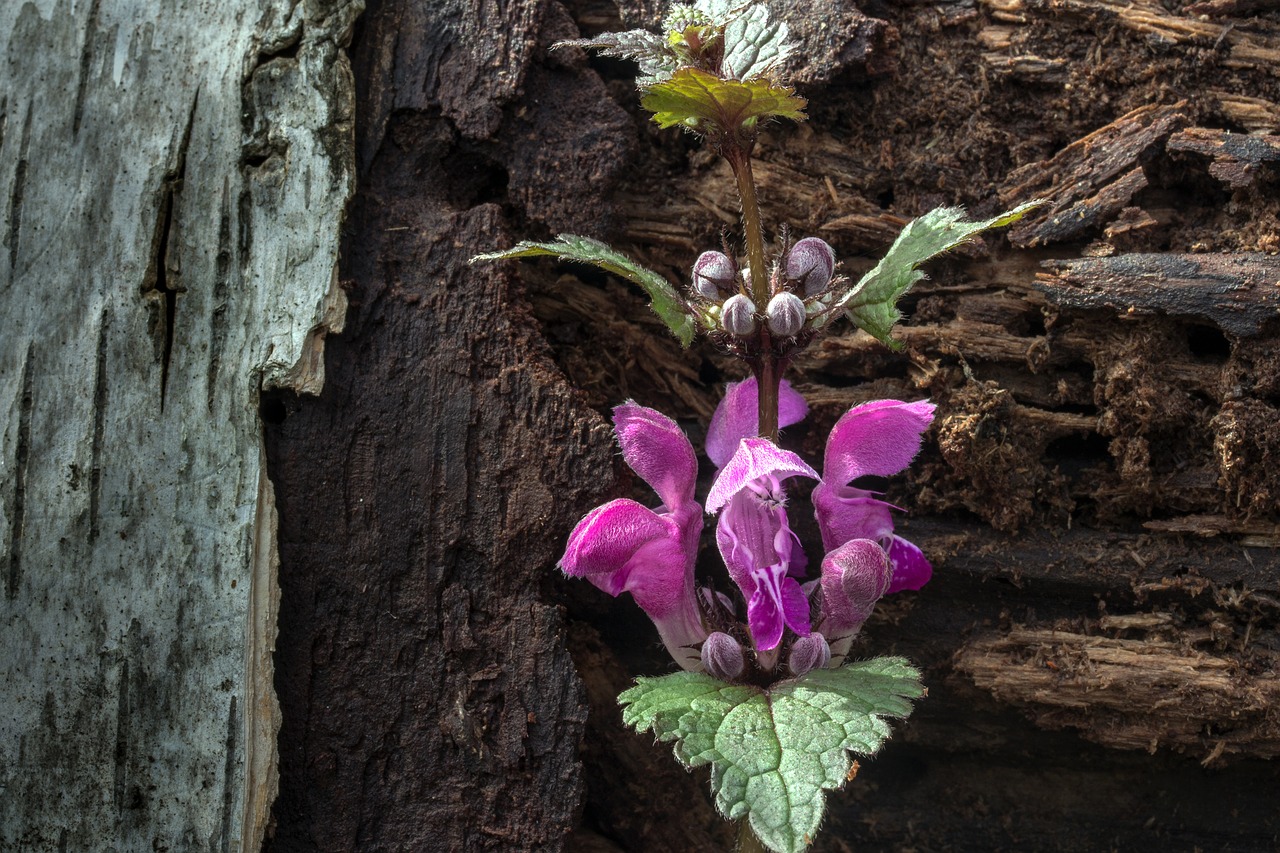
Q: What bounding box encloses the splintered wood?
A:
[1168,127,1280,189]
[956,627,1280,763]
[979,0,1280,73]
[999,103,1189,248]
[1036,254,1280,338]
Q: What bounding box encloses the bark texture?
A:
[0,1,357,849]
[263,0,627,848]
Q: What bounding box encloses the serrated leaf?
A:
[554,30,680,86]
[835,200,1042,348]
[690,0,741,22]
[641,68,805,133]
[620,658,924,853]
[721,2,793,80]
[471,235,695,346]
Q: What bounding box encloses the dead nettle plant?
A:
[474,4,1038,850]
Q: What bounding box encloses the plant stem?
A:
[736,819,768,853]
[723,140,782,443]
[757,347,779,442]
[725,143,768,308]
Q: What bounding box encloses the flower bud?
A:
[692,251,736,299]
[786,237,836,297]
[788,634,831,677]
[766,292,805,337]
[701,632,746,681]
[819,538,892,638]
[721,294,757,337]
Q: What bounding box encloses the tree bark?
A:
[1,1,357,849]
[263,0,629,848]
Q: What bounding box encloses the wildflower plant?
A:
[474,3,1037,850]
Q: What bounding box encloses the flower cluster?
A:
[560,377,934,682]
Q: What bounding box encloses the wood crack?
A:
[208,180,232,413]
[142,94,199,410]
[220,695,238,853]
[6,343,33,600]
[7,102,32,276]
[73,0,103,136]
[90,310,110,542]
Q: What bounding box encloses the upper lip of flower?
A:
[812,398,937,594]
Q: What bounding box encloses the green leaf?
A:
[554,30,680,87]
[641,68,805,133]
[620,658,924,853]
[471,235,696,346]
[721,2,793,80]
[836,200,1043,347]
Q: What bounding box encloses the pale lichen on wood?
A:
[0,0,360,849]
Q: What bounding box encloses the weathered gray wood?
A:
[0,1,358,849]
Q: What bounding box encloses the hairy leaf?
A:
[722,2,793,80]
[641,67,805,133]
[555,30,680,86]
[620,658,924,853]
[836,200,1042,347]
[471,236,696,346]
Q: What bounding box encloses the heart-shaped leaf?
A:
[620,658,924,853]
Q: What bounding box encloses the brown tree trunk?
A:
[265,0,1280,850]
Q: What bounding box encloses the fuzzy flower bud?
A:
[788,634,831,677]
[692,251,737,299]
[721,294,757,337]
[701,632,746,681]
[786,237,836,297]
[766,292,805,337]
[820,538,892,640]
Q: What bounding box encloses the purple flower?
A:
[706,438,818,652]
[811,400,936,594]
[560,403,707,670]
[701,377,814,652]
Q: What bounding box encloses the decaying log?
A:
[260,0,1280,848]
[263,0,633,849]
[537,0,1280,839]
[999,103,1188,247]
[980,0,1280,72]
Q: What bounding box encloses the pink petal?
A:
[745,566,811,652]
[819,538,892,637]
[714,491,774,597]
[780,578,812,637]
[613,402,698,510]
[886,535,932,594]
[705,437,819,513]
[811,485,896,553]
[747,585,785,652]
[560,499,690,618]
[706,378,809,468]
[823,399,935,488]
